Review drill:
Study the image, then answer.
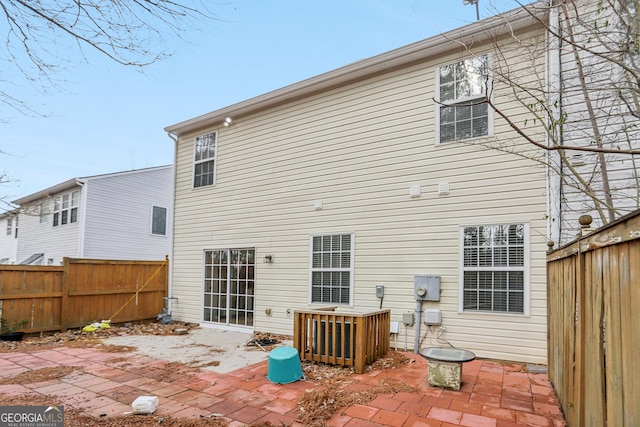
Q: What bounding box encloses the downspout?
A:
[413,300,423,354]
[77,180,88,258]
[164,131,179,316]
[547,1,563,247]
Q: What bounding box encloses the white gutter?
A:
[12,178,79,206]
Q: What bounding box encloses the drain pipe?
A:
[413,299,423,354]
[164,131,179,318]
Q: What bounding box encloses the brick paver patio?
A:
[0,346,566,426]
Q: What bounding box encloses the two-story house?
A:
[164,6,551,363]
[11,165,173,265]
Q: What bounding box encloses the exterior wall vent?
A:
[438,183,450,195]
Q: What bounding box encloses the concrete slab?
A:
[103,327,292,374]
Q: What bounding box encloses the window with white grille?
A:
[53,191,79,227]
[194,132,217,188]
[461,224,527,314]
[438,55,490,143]
[310,234,353,305]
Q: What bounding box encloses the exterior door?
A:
[203,248,255,327]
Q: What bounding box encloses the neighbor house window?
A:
[53,191,79,227]
[438,55,490,143]
[39,202,49,223]
[461,224,527,314]
[6,217,12,235]
[151,206,167,236]
[310,234,354,305]
[194,132,217,187]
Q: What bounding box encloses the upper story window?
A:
[438,55,490,143]
[194,132,217,188]
[6,217,12,235]
[310,234,354,305]
[39,202,49,223]
[460,223,528,314]
[151,206,167,236]
[53,191,79,227]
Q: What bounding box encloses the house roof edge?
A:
[165,2,549,137]
[11,165,173,206]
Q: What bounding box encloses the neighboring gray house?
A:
[545,0,640,245]
[11,166,173,265]
[0,209,18,264]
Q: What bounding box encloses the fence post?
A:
[355,316,366,374]
[60,257,70,331]
[293,311,301,352]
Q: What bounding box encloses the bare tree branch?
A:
[0,0,217,116]
[433,97,640,154]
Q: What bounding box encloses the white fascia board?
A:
[12,178,82,206]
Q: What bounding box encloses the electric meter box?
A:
[414,275,441,301]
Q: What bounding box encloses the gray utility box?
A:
[414,275,441,301]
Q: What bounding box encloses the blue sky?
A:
[1,0,515,207]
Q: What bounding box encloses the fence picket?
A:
[547,211,640,426]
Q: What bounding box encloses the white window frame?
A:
[150,205,168,236]
[39,202,49,223]
[202,248,256,329]
[458,223,530,316]
[309,233,355,307]
[436,54,493,144]
[52,191,79,227]
[193,132,218,188]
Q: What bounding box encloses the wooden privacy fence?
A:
[547,212,640,427]
[293,308,390,374]
[0,257,168,334]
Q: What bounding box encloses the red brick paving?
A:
[0,346,567,426]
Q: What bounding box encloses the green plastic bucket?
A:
[267,346,303,384]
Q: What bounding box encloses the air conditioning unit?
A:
[424,309,442,325]
[312,320,354,358]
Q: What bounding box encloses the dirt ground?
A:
[0,323,412,427]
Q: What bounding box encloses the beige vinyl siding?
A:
[171,30,549,362]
